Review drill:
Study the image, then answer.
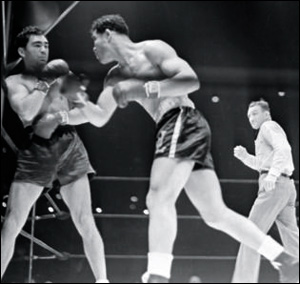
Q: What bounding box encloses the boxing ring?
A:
[1,174,299,282]
[1,2,299,283]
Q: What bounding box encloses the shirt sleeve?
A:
[242,153,259,171]
[261,122,292,178]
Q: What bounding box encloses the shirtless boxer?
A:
[71,15,299,283]
[1,26,109,283]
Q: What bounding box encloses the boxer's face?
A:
[91,30,113,65]
[247,105,269,130]
[19,35,49,69]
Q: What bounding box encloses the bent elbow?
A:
[194,77,200,91]
[275,144,291,154]
[282,146,292,156]
[190,75,200,92]
[22,110,36,123]
[93,115,110,128]
[93,119,105,128]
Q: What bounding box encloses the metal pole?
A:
[44,1,80,36]
[5,1,12,53]
[6,1,81,71]
[44,193,62,213]
[2,1,7,65]
[1,215,66,259]
[28,204,36,283]
[2,1,81,150]
[1,87,4,127]
[1,126,18,153]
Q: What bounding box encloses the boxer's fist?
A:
[112,83,129,108]
[60,73,81,98]
[234,146,248,161]
[40,59,70,83]
[112,79,145,108]
[32,112,67,139]
[60,73,90,106]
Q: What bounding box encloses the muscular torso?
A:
[7,74,69,127]
[113,41,194,122]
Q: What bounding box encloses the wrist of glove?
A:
[54,111,69,125]
[34,80,50,94]
[144,81,161,99]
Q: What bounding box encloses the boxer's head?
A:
[91,15,129,64]
[16,26,49,70]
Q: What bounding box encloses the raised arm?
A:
[6,77,48,122]
[234,145,259,171]
[6,59,70,123]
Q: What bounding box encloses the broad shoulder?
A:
[143,40,177,63]
[5,74,23,87]
[5,74,30,95]
[143,40,176,53]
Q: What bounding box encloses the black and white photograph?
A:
[1,1,299,283]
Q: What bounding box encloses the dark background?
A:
[1,1,299,283]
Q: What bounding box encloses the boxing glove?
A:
[32,111,68,139]
[40,59,70,83]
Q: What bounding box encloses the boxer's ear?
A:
[18,47,25,58]
[104,29,113,42]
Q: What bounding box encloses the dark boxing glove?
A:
[60,73,89,107]
[40,59,70,84]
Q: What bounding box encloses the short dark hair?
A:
[91,14,129,36]
[15,26,45,48]
[249,99,270,112]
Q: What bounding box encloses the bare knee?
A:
[146,185,177,213]
[72,212,99,239]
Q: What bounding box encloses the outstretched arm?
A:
[67,67,119,127]
[32,84,118,138]
[71,86,117,127]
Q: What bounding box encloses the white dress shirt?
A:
[241,120,294,178]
